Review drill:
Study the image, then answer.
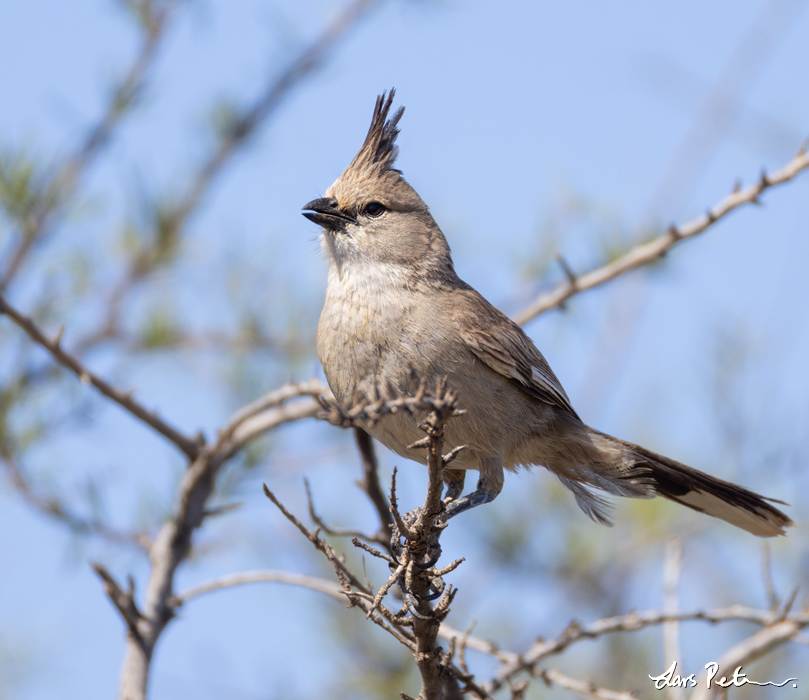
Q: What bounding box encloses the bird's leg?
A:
[442,469,466,502]
[442,462,504,520]
[441,484,497,519]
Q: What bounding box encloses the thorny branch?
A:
[262,484,418,650]
[276,381,474,700]
[169,546,809,700]
[514,146,809,324]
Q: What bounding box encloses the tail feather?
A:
[630,442,793,537]
[586,426,794,537]
[544,424,793,537]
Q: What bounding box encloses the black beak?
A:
[302,197,357,230]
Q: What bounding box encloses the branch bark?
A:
[0,294,201,458]
[514,147,809,325]
[0,0,182,293]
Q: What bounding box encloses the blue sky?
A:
[1,0,808,698]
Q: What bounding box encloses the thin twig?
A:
[514,148,809,324]
[0,294,201,458]
[175,569,357,605]
[690,619,806,700]
[662,538,684,700]
[262,484,367,592]
[0,447,149,549]
[91,563,145,648]
[761,542,779,611]
[354,427,394,546]
[262,484,417,649]
[538,668,639,700]
[468,605,809,693]
[0,0,182,293]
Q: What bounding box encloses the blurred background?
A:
[1,0,808,698]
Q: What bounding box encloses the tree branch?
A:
[176,569,351,605]
[663,538,685,700]
[0,294,201,458]
[0,0,182,293]
[438,605,809,694]
[514,147,809,324]
[319,381,467,700]
[92,563,145,649]
[96,0,383,335]
[354,427,394,547]
[262,484,418,649]
[215,378,329,457]
[537,668,639,700]
[0,446,148,549]
[690,618,807,700]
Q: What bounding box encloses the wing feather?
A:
[453,289,578,417]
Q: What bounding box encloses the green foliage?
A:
[139,306,180,348]
[0,146,61,228]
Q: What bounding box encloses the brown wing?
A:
[453,289,579,418]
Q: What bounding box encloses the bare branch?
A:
[219,378,329,438]
[215,378,329,457]
[0,447,148,549]
[262,484,367,592]
[354,427,394,546]
[662,539,684,700]
[690,619,806,700]
[91,563,145,648]
[0,0,182,292]
[514,149,809,324]
[176,569,352,605]
[262,484,417,649]
[538,669,639,700]
[445,605,809,694]
[0,294,201,458]
[265,382,469,700]
[439,622,516,665]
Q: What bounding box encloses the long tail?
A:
[588,429,794,537]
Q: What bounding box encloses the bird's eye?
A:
[364,202,387,218]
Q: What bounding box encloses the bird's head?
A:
[303,90,454,281]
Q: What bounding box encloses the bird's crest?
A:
[328,90,405,204]
[350,90,404,178]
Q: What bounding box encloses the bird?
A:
[303,90,793,538]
